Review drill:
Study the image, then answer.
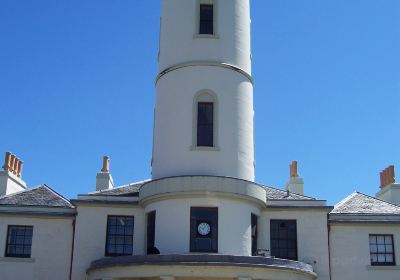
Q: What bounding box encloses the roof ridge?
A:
[42,184,73,206]
[0,184,44,200]
[334,191,358,209]
[87,179,150,195]
[261,184,315,199]
[116,179,151,189]
[355,191,400,209]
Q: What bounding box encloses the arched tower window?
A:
[193,91,218,148]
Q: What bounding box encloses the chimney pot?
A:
[13,158,19,175]
[384,167,390,187]
[290,161,299,178]
[2,152,11,172]
[9,154,16,174]
[101,156,110,173]
[17,160,23,178]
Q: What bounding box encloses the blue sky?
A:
[0,0,399,204]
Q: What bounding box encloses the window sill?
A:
[190,146,220,151]
[0,257,35,263]
[193,34,220,39]
[366,265,400,270]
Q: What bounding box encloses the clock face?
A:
[197,222,211,236]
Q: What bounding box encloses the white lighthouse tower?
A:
[152,0,255,181]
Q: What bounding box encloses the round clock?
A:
[197,222,211,236]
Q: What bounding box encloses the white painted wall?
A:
[330,223,400,280]
[0,215,73,280]
[145,196,260,256]
[159,0,251,73]
[152,67,254,181]
[259,209,331,280]
[71,204,145,280]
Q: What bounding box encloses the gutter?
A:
[327,219,332,280]
[69,219,76,280]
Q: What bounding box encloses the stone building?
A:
[0,1,399,280]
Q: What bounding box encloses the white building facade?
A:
[0,1,399,280]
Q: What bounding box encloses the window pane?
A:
[386,254,394,263]
[377,245,385,253]
[197,103,214,147]
[370,244,377,253]
[385,236,393,245]
[377,236,385,244]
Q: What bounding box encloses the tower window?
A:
[190,207,218,252]
[251,214,258,256]
[147,211,158,254]
[197,102,214,147]
[199,4,214,35]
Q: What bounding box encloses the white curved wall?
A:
[152,67,254,181]
[153,0,254,181]
[159,0,251,73]
[145,196,260,256]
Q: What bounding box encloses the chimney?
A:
[376,165,400,205]
[95,156,114,192]
[285,160,304,195]
[0,152,27,196]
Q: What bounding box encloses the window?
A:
[369,234,395,266]
[190,207,218,252]
[197,102,214,147]
[270,220,297,260]
[251,214,258,256]
[199,4,214,35]
[105,216,134,256]
[5,225,33,258]
[193,91,217,149]
[147,211,157,254]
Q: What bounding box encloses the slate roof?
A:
[87,180,149,197]
[263,185,315,200]
[331,192,400,215]
[87,178,314,201]
[0,185,74,208]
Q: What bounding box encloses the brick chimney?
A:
[376,165,400,205]
[0,152,27,196]
[95,156,114,192]
[285,160,304,195]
